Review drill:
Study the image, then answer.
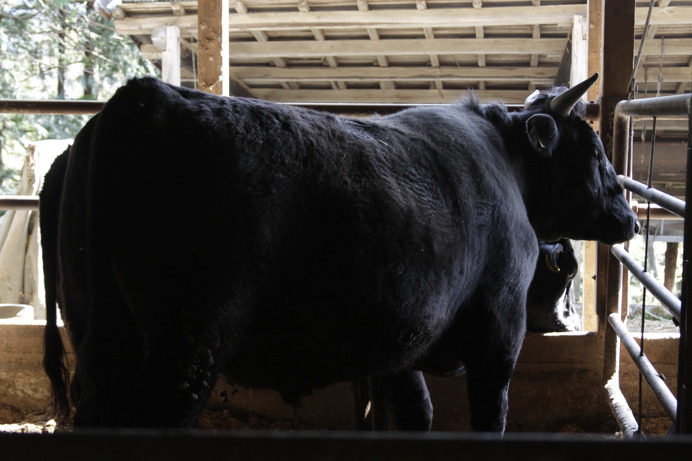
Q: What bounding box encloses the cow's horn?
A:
[549,73,599,117]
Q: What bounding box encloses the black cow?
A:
[527,239,580,332]
[356,238,581,431]
[41,74,638,431]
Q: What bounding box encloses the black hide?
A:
[41,77,638,431]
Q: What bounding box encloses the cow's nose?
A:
[633,219,641,235]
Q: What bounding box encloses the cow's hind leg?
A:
[71,269,145,427]
[127,319,225,427]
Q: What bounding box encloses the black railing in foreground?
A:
[605,92,691,437]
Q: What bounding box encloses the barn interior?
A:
[0,0,691,458]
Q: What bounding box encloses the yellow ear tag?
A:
[544,253,561,273]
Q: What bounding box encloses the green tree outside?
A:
[0,0,159,193]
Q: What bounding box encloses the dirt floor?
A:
[0,404,324,434]
[0,404,672,437]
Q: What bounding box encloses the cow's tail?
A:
[40,150,71,423]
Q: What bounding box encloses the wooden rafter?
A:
[114,0,691,121]
[115,5,692,35]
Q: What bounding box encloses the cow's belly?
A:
[220,302,455,399]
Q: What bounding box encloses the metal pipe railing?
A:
[607,92,690,436]
[615,93,691,119]
[0,98,602,117]
[0,196,40,211]
[608,313,678,421]
[618,176,685,218]
[605,377,639,438]
[0,99,104,115]
[677,91,692,434]
[611,244,682,322]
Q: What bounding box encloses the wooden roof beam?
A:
[234,1,296,90]
[114,6,692,35]
[251,88,532,104]
[416,0,442,91]
[115,5,582,35]
[357,0,396,91]
[224,38,567,58]
[219,38,692,59]
[473,0,486,74]
[529,0,540,77]
[215,62,690,86]
[229,65,557,83]
[298,0,347,90]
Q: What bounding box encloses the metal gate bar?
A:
[677,90,692,434]
[606,92,691,436]
[611,244,681,322]
[618,177,685,218]
[0,196,40,211]
[608,313,678,420]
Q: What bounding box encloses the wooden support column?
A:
[581,1,604,332]
[581,2,600,333]
[198,0,230,95]
[664,242,680,292]
[599,0,635,384]
[587,0,603,103]
[571,15,588,88]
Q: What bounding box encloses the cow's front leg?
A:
[368,370,433,431]
[461,304,525,433]
[465,357,515,432]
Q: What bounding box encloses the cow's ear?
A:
[526,114,559,156]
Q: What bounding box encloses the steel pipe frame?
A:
[608,313,678,422]
[0,196,39,211]
[611,244,682,322]
[0,98,601,117]
[614,94,692,120]
[0,99,104,115]
[610,93,691,434]
[678,91,692,434]
[605,377,639,438]
[618,176,685,218]
[611,94,691,215]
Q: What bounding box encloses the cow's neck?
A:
[486,108,552,238]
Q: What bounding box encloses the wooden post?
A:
[599,0,635,384]
[152,25,181,86]
[587,0,603,103]
[198,0,230,95]
[571,14,588,89]
[664,242,680,292]
[581,1,603,333]
[583,241,598,331]
[162,26,181,86]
